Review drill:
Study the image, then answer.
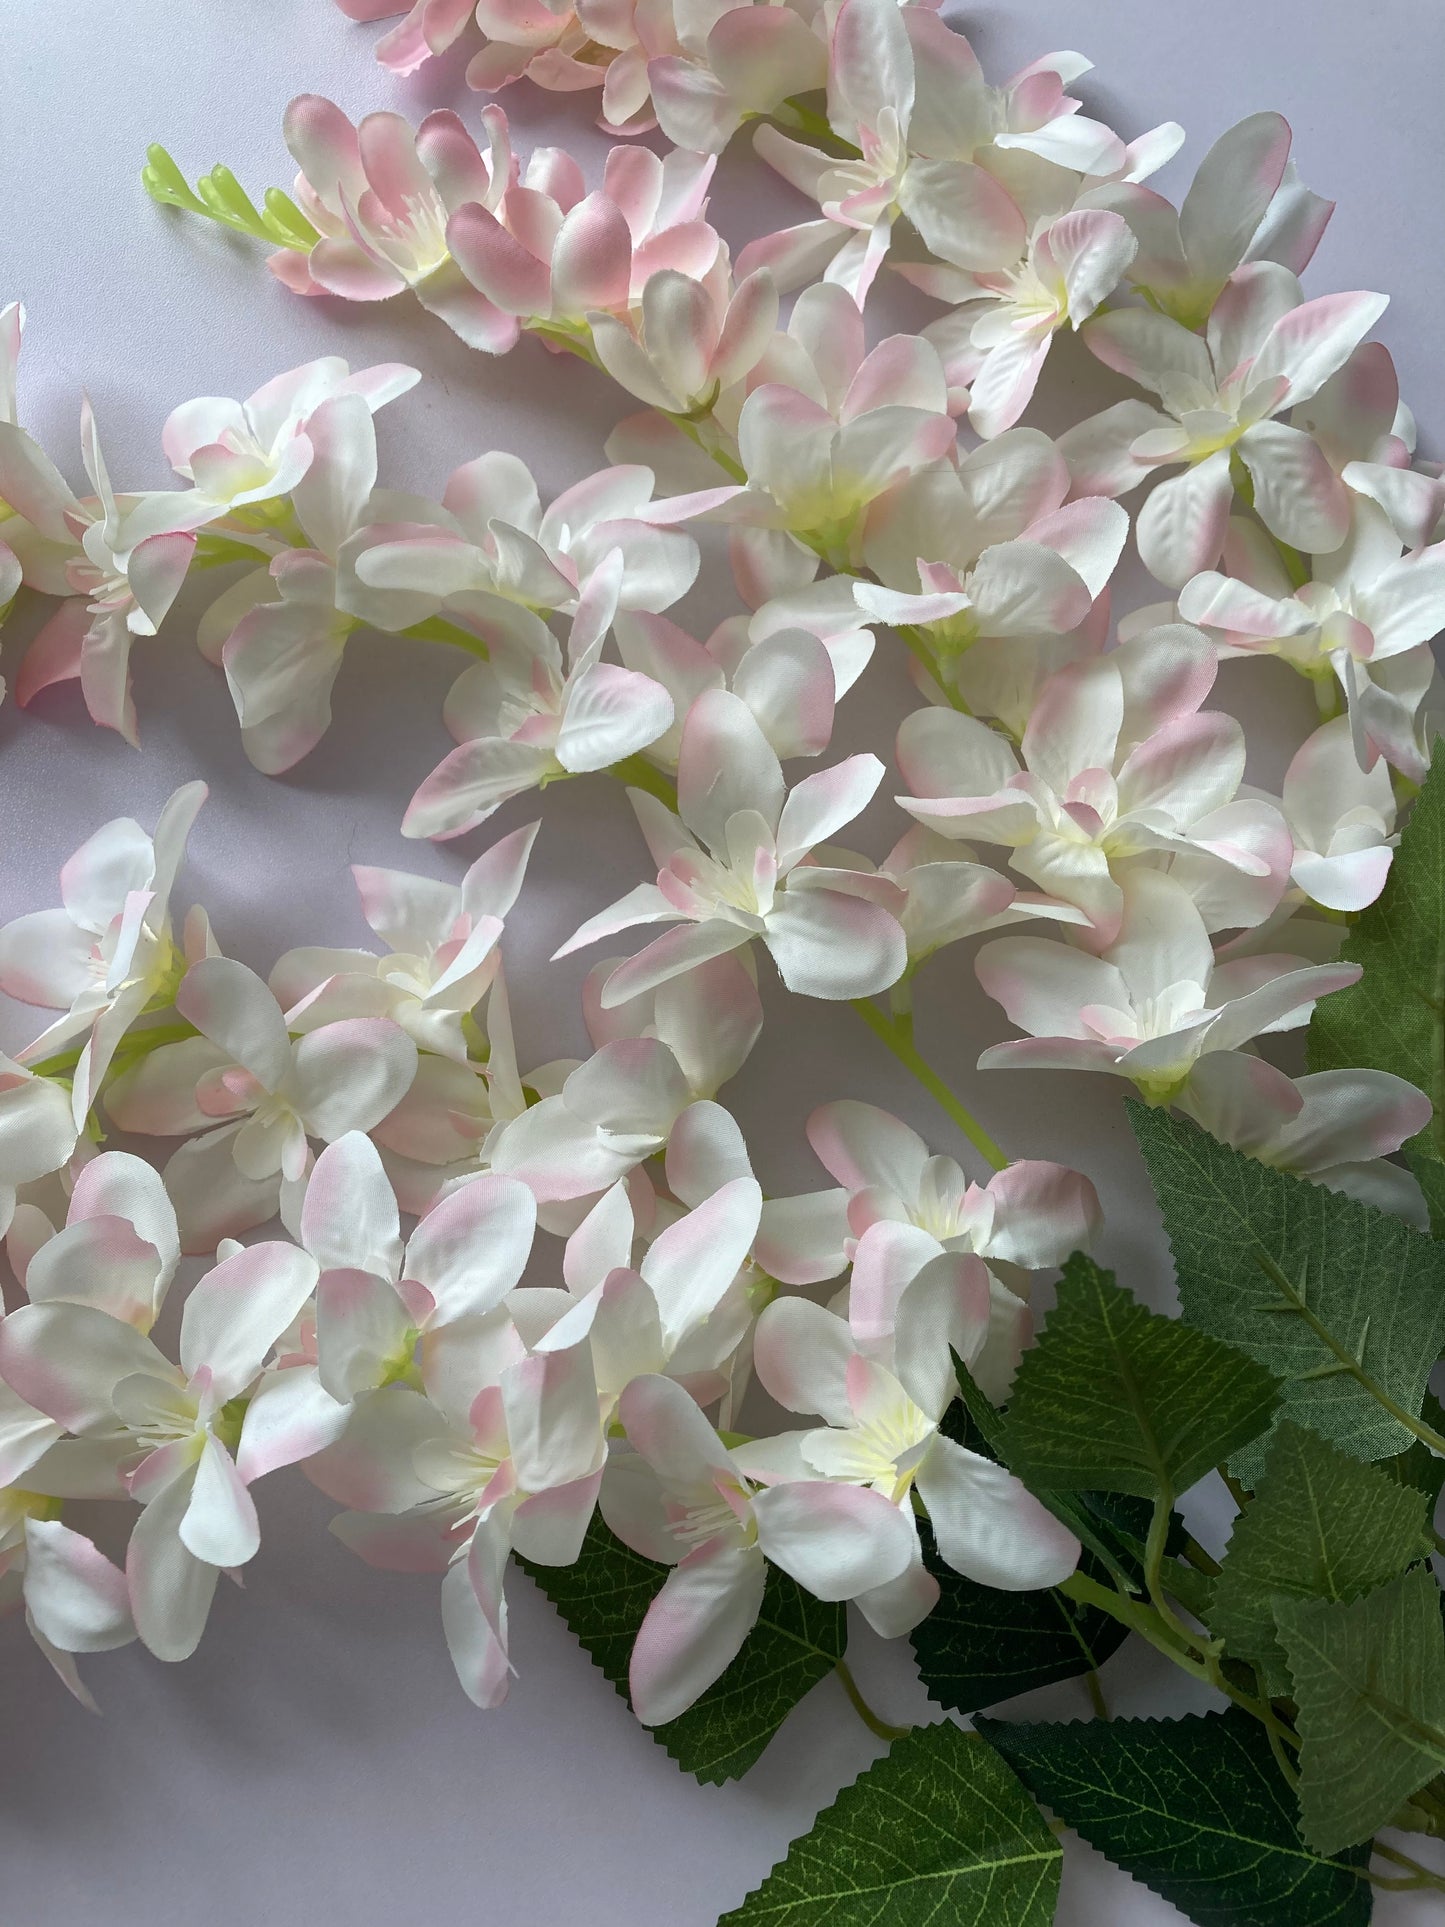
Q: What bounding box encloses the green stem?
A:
[665,409,748,483]
[850,998,1008,1171]
[610,754,679,811]
[834,1660,911,1743]
[1058,1570,1212,1682]
[1371,1841,1445,1892]
[27,1018,198,1084]
[1084,1670,1111,1721]
[400,615,492,659]
[1181,1535,1222,1578]
[771,98,859,155]
[1143,1490,1194,1647]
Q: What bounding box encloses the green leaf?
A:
[1407,1147,1445,1238]
[521,1517,844,1784]
[1278,1566,1445,1853]
[1130,1104,1445,1475]
[911,1525,1129,1716]
[1308,748,1445,1163]
[978,1707,1371,1927]
[1381,1388,1445,1512]
[717,1722,1061,1925]
[1000,1253,1280,1498]
[1210,1419,1432,1691]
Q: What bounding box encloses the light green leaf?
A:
[1278,1566,1445,1853]
[978,1706,1371,1927]
[520,1517,844,1785]
[999,1253,1280,1499]
[1308,749,1445,1163]
[1210,1420,1432,1691]
[1130,1104,1445,1476]
[717,1723,1060,1925]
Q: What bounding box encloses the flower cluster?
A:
[2,0,1441,1773]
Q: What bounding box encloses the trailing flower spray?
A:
[1,0,1444,1917]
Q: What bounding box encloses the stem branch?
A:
[834,1660,911,1744]
[850,998,1008,1171]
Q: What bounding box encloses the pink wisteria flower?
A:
[786,1097,1101,1395]
[0,1060,79,1232]
[910,204,1139,438]
[854,425,1127,668]
[447,145,721,338]
[488,1031,707,1207]
[535,1173,764,1415]
[614,609,843,771]
[297,1132,539,1403]
[401,557,676,839]
[105,958,419,1251]
[333,0,479,78]
[272,96,523,350]
[0,401,197,743]
[0,783,210,1131]
[269,824,538,1055]
[1071,262,1388,585]
[896,626,1291,944]
[806,1099,1099,1271]
[0,1151,182,1509]
[974,869,1361,1102]
[312,1326,606,1708]
[645,0,831,155]
[555,687,908,1004]
[1177,499,1445,778]
[1279,715,1398,912]
[1089,111,1333,331]
[0,1237,322,1660]
[588,262,779,416]
[745,0,1128,304]
[1176,1052,1432,1226]
[119,356,419,550]
[353,456,738,623]
[744,1227,1081,1634]
[602,1372,916,1723]
[713,283,957,584]
[205,390,435,773]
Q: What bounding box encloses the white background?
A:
[2,2,1443,1921]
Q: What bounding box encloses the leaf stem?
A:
[1371,1840,1445,1891]
[850,998,1008,1171]
[1143,1490,1195,1647]
[834,1660,911,1743]
[1084,1669,1110,1721]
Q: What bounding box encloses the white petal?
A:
[179,1433,261,1566]
[916,1436,1080,1589]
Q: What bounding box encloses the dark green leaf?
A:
[911,1524,1128,1716]
[717,1722,1060,1925]
[1278,1566,1445,1853]
[1381,1388,1445,1511]
[978,1707,1370,1927]
[1131,1104,1445,1476]
[521,1517,844,1784]
[1308,749,1445,1163]
[1210,1420,1432,1691]
[1001,1253,1280,1498]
